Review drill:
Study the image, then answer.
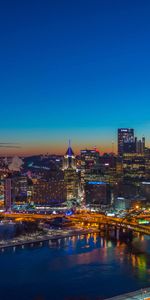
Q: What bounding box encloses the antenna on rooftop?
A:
[112,141,114,153]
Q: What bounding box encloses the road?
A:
[1,211,150,235]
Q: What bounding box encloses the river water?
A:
[0,228,150,300]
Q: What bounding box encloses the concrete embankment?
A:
[0,229,100,250]
[105,287,150,299]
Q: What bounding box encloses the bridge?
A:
[1,212,150,236]
[0,212,64,222]
[68,213,150,236]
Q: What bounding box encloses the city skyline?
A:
[0,128,148,156]
[1,0,150,155]
[2,1,150,300]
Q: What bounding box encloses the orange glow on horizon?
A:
[0,142,117,156]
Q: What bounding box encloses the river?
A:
[0,230,150,300]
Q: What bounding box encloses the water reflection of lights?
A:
[103,239,107,249]
[71,236,76,246]
[80,235,85,240]
[130,254,146,270]
[131,254,137,268]
[130,254,147,279]
[100,238,104,247]
[86,234,91,243]
[140,235,145,241]
[137,256,146,271]
[115,242,126,251]
[117,241,120,247]
[93,233,97,245]
[107,241,112,248]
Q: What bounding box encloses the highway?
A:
[68,213,150,235]
[0,212,64,221]
[1,211,150,235]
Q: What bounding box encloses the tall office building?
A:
[135,137,145,154]
[85,181,111,209]
[118,128,135,155]
[4,177,12,211]
[63,142,78,200]
[63,140,76,170]
[12,176,28,202]
[80,149,100,185]
[31,178,67,204]
[64,168,78,200]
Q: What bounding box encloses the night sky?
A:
[0,0,150,155]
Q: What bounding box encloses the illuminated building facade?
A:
[140,182,150,201]
[99,153,118,184]
[114,197,131,210]
[123,153,145,179]
[31,179,66,204]
[4,177,12,211]
[80,149,100,185]
[64,167,78,200]
[85,181,111,209]
[118,128,135,156]
[12,176,28,202]
[63,142,79,200]
[63,141,76,170]
[135,137,145,154]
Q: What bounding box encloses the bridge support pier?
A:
[114,228,120,240]
[119,228,133,242]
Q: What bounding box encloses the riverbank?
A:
[0,228,100,250]
[105,287,150,299]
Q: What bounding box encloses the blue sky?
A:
[0,0,150,154]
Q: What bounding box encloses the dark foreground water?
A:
[1,232,150,300]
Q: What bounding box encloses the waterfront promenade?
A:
[106,288,150,299]
[0,228,99,250]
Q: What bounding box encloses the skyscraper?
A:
[63,142,78,200]
[4,177,12,211]
[80,149,100,185]
[63,140,76,170]
[135,137,145,154]
[64,168,78,200]
[118,128,135,156]
[85,181,111,209]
